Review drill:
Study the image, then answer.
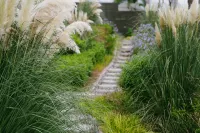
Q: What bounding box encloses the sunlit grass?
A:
[81,92,153,133]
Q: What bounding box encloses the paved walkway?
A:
[90,38,134,97]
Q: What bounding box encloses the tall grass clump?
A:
[78,0,103,24]
[0,0,97,132]
[120,0,200,132]
[0,24,69,133]
[139,4,158,26]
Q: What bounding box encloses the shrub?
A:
[53,43,106,88]
[125,28,133,37]
[133,24,155,50]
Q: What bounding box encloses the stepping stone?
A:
[103,76,119,80]
[120,52,132,57]
[93,88,117,94]
[97,84,117,89]
[112,63,123,68]
[106,72,120,76]
[108,68,122,73]
[121,48,133,52]
[115,60,126,64]
[101,80,117,84]
[122,40,132,46]
[122,46,133,50]
[118,56,129,61]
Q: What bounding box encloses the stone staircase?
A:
[91,39,134,97]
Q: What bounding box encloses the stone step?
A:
[103,76,119,80]
[117,56,129,61]
[112,63,123,68]
[97,84,118,89]
[108,68,122,73]
[121,48,133,52]
[106,72,120,76]
[121,46,133,50]
[120,52,132,57]
[101,80,118,84]
[122,40,132,46]
[93,88,117,94]
[114,60,127,64]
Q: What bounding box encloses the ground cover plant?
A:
[120,1,200,132]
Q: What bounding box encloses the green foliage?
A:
[53,43,106,88]
[54,24,116,89]
[124,28,133,37]
[128,0,137,3]
[81,93,151,133]
[105,34,116,55]
[119,52,153,91]
[120,24,200,132]
[139,11,158,27]
[114,0,123,4]
[0,26,71,133]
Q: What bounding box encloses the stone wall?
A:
[101,3,142,34]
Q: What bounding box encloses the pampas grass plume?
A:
[189,0,199,24]
[155,23,162,48]
[18,0,35,30]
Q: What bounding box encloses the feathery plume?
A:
[57,32,80,53]
[0,0,6,29]
[155,23,162,48]
[171,21,177,37]
[5,0,18,29]
[32,0,76,36]
[145,4,150,17]
[18,0,35,30]
[158,9,165,30]
[63,21,92,36]
[189,0,199,24]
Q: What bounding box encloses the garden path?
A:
[63,38,134,133]
[89,38,134,97]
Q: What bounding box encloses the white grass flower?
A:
[63,21,92,36]
[79,0,103,24]
[145,4,150,17]
[171,21,177,37]
[0,0,6,29]
[18,0,35,30]
[189,0,199,24]
[56,21,92,53]
[155,23,162,48]
[32,0,76,36]
[71,9,94,24]
[5,0,18,29]
[58,32,80,53]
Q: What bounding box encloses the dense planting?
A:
[0,0,117,132]
[120,1,200,132]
